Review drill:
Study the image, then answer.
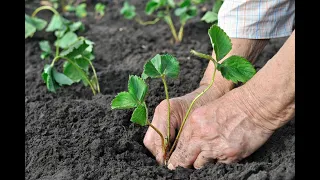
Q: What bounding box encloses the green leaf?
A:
[39,41,51,53]
[130,104,147,126]
[212,0,224,14]
[42,64,57,92]
[69,21,84,32]
[208,25,232,61]
[52,67,74,85]
[25,14,47,31]
[111,92,137,109]
[201,11,218,23]
[95,3,106,16]
[168,0,175,7]
[179,0,191,7]
[25,22,36,39]
[174,7,188,16]
[162,54,180,78]
[217,55,256,83]
[60,39,89,59]
[63,61,88,83]
[55,31,78,49]
[143,54,179,78]
[128,75,148,102]
[76,3,87,18]
[120,1,136,19]
[74,56,90,72]
[54,26,67,38]
[145,1,159,15]
[46,14,64,32]
[41,52,50,60]
[65,5,76,11]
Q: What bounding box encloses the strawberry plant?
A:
[65,2,88,18]
[95,3,106,20]
[111,24,256,166]
[201,0,223,24]
[25,5,100,95]
[120,0,207,44]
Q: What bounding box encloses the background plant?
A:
[120,0,207,43]
[201,0,223,24]
[95,3,106,20]
[25,5,100,95]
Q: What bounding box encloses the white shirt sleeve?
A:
[217,0,295,39]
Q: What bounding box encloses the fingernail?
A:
[168,163,175,170]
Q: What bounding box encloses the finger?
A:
[193,151,218,169]
[144,99,183,163]
[167,137,201,170]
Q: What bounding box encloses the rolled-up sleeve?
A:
[218,0,295,39]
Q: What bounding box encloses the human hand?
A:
[166,87,275,169]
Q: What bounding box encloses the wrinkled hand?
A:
[166,88,274,169]
[143,83,227,164]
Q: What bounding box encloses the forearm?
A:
[198,38,269,96]
[235,31,295,131]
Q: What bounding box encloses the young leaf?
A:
[95,3,106,16]
[208,25,232,61]
[60,39,89,59]
[63,60,89,83]
[128,75,148,103]
[111,92,137,109]
[168,0,175,7]
[120,1,136,19]
[69,21,84,32]
[55,31,78,49]
[25,14,47,31]
[143,54,179,79]
[145,1,159,15]
[42,64,57,92]
[52,68,74,85]
[130,104,147,126]
[25,22,36,39]
[39,41,51,59]
[217,55,256,83]
[64,5,76,11]
[54,26,68,38]
[201,11,218,23]
[76,3,87,18]
[212,0,224,14]
[39,41,51,53]
[46,14,64,32]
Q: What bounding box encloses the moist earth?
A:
[25,0,295,179]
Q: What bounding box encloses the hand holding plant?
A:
[111,24,256,166]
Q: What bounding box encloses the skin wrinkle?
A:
[144,33,294,168]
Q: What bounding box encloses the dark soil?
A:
[25,0,295,179]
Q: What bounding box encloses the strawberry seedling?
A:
[25,5,100,95]
[111,25,255,166]
[120,0,207,44]
[201,0,223,24]
[95,3,106,20]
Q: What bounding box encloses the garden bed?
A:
[25,0,295,179]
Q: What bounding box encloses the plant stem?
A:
[161,76,171,147]
[135,17,160,25]
[178,23,185,42]
[51,56,96,95]
[32,5,60,17]
[56,46,59,57]
[164,15,180,43]
[147,120,165,153]
[32,6,61,59]
[83,56,101,93]
[168,50,218,158]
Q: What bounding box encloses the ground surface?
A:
[25,1,295,179]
